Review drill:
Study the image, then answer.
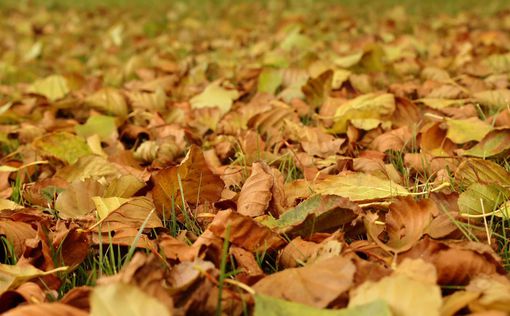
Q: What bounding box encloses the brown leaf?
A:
[0,220,37,257]
[400,238,505,285]
[0,282,46,313]
[366,197,433,253]
[100,197,162,230]
[53,225,90,269]
[60,286,92,312]
[370,126,413,152]
[237,162,273,217]
[253,255,355,308]
[3,303,88,316]
[466,274,510,313]
[208,209,284,252]
[158,234,198,262]
[54,178,105,219]
[279,232,344,269]
[152,145,224,216]
[96,253,174,313]
[230,246,264,276]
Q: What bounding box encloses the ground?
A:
[0,1,510,315]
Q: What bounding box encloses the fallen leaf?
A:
[330,93,395,133]
[254,294,391,316]
[208,209,284,252]
[56,155,121,182]
[349,259,442,316]
[152,145,224,216]
[473,89,510,110]
[33,132,92,164]
[462,129,510,157]
[90,282,171,316]
[445,117,493,143]
[466,274,510,313]
[302,70,333,109]
[366,197,433,253]
[75,115,118,141]
[0,220,37,257]
[237,162,273,217]
[3,303,88,316]
[271,195,359,238]
[0,262,67,294]
[253,256,356,308]
[190,81,239,115]
[55,178,105,219]
[85,88,129,117]
[258,67,283,95]
[28,75,69,102]
[457,183,507,216]
[91,196,130,220]
[455,158,510,187]
[313,173,409,201]
[400,238,505,285]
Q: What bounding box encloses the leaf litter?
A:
[0,1,510,315]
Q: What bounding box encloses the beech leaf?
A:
[28,75,69,101]
[330,93,395,133]
[313,173,409,201]
[190,81,239,115]
[254,295,391,316]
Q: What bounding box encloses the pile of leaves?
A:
[1,1,510,315]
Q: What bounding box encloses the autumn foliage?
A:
[1,1,510,315]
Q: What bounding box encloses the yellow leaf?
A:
[0,262,68,294]
[190,81,238,115]
[92,196,130,219]
[446,117,493,144]
[474,89,510,110]
[91,283,171,316]
[29,75,69,101]
[85,88,129,117]
[349,260,441,316]
[330,93,395,133]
